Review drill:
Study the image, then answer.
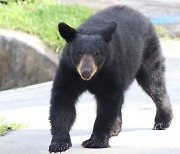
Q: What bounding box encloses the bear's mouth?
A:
[77,55,97,80]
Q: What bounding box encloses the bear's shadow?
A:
[122,127,151,132]
[70,127,151,136]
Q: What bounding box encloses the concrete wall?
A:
[0,29,59,90]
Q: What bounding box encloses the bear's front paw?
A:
[49,139,72,153]
[82,138,109,148]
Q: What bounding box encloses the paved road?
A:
[109,0,180,16]
[0,81,180,154]
[59,0,180,15]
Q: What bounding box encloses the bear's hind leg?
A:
[109,110,122,137]
[136,50,173,130]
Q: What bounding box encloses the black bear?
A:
[49,5,173,153]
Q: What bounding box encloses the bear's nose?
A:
[81,70,91,80]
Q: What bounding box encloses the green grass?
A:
[155,25,176,39]
[0,0,94,52]
[0,117,26,136]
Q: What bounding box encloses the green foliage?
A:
[0,117,26,136]
[0,0,94,52]
[155,25,176,39]
[0,0,49,4]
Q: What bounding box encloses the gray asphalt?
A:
[59,0,180,16]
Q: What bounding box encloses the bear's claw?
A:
[82,138,109,148]
[49,140,72,153]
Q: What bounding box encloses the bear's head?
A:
[58,22,117,80]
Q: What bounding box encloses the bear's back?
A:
[78,5,152,38]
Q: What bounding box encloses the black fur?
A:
[49,5,173,153]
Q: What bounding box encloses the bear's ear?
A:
[58,22,76,43]
[101,21,117,42]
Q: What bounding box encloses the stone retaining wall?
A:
[0,29,58,90]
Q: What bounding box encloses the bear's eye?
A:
[76,51,83,56]
[94,51,100,57]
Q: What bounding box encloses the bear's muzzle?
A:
[77,55,97,80]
